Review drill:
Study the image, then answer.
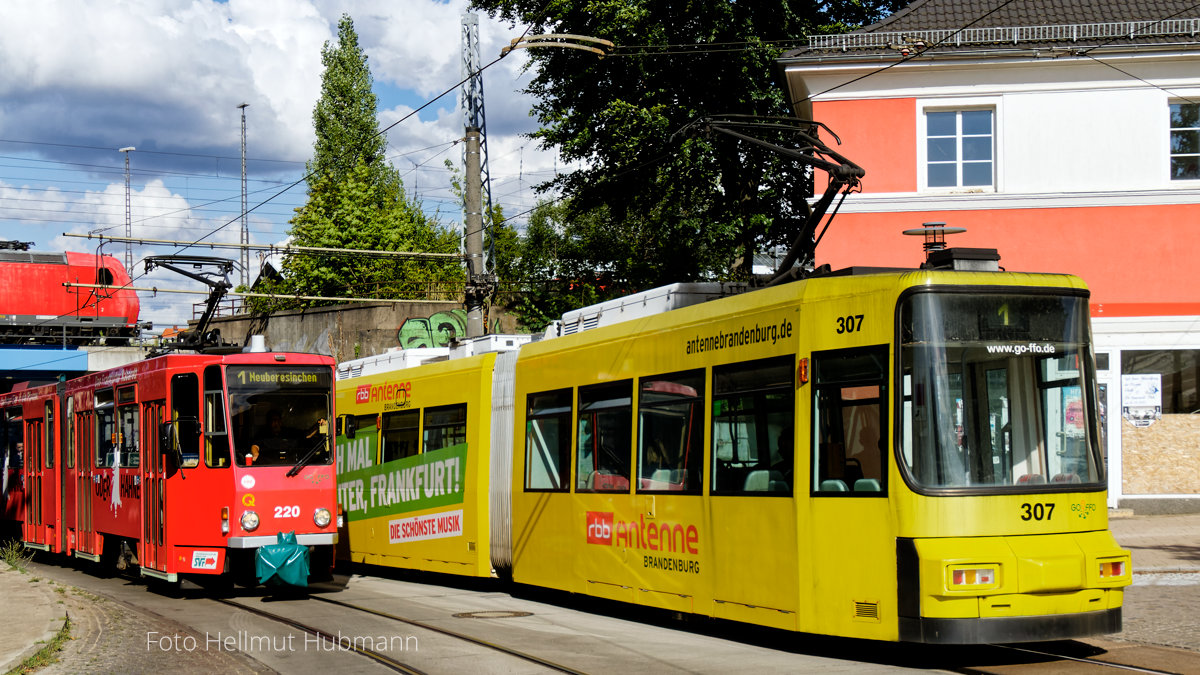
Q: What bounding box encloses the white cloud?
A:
[0,0,559,330]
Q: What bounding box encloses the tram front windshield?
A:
[227,366,333,467]
[899,291,1102,490]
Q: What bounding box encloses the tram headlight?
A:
[313,507,332,528]
[240,510,260,532]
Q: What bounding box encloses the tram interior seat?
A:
[643,469,685,491]
[819,479,849,492]
[1052,473,1081,483]
[853,478,881,492]
[1017,474,1047,485]
[744,470,788,492]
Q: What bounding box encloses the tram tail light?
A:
[221,507,230,535]
[1099,560,1125,578]
[949,566,996,588]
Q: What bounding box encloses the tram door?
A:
[709,356,800,628]
[807,346,893,637]
[141,400,166,571]
[74,410,98,557]
[59,394,75,554]
[23,406,56,549]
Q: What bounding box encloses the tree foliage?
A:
[260,14,461,311]
[471,0,901,327]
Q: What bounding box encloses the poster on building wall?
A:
[1121,373,1162,427]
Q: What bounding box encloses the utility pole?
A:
[461,13,496,337]
[463,127,487,338]
[119,146,135,272]
[237,103,249,289]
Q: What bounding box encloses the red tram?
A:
[1,350,339,585]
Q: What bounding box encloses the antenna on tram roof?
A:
[903,222,1001,272]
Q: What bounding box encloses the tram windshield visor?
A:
[227,366,333,467]
[899,291,1102,491]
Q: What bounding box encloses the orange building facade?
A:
[780,0,1200,511]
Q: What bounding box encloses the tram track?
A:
[308,594,588,674]
[214,597,425,674]
[214,594,587,675]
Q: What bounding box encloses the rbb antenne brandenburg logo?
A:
[586,511,613,545]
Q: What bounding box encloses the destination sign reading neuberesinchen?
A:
[231,367,330,388]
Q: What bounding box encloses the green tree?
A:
[471,0,900,296]
[309,14,389,187]
[271,14,461,308]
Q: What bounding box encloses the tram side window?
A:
[711,356,795,495]
[382,411,418,463]
[66,398,75,469]
[76,412,93,471]
[95,389,115,468]
[577,380,632,492]
[525,389,572,491]
[423,404,466,453]
[637,370,704,494]
[116,404,139,468]
[2,408,22,470]
[812,346,888,496]
[45,401,54,469]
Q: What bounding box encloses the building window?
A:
[926,109,993,188]
[1170,102,1199,180]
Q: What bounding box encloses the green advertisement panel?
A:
[336,435,467,521]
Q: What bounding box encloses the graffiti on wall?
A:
[397,309,500,348]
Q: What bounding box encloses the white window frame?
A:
[917,98,1001,193]
[1168,98,1200,183]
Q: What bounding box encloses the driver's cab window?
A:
[203,366,230,467]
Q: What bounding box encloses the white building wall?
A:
[1000,88,1165,192]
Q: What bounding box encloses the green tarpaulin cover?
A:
[255,531,310,586]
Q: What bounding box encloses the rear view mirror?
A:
[161,417,200,468]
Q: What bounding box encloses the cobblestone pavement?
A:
[35,583,271,675]
[1103,572,1200,653]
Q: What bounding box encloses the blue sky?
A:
[0,0,564,329]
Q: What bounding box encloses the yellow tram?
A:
[335,249,1130,644]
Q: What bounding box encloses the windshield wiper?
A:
[287,436,327,478]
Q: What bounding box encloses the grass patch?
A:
[3,612,70,675]
[1,539,33,572]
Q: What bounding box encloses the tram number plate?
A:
[1020,503,1055,521]
[275,505,300,518]
[836,314,864,334]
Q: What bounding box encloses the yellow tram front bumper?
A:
[897,530,1131,643]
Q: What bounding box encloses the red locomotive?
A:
[1,349,339,586]
[0,241,140,345]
